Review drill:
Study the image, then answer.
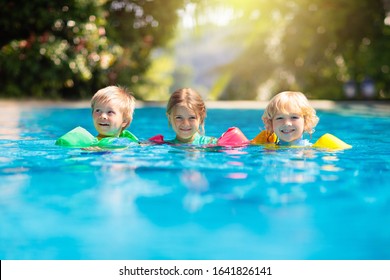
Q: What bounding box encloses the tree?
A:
[203,0,390,100]
[280,0,387,99]
[103,0,190,100]
[0,0,192,99]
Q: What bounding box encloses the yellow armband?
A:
[312,133,352,150]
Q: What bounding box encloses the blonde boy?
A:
[252,91,319,146]
[56,85,138,148]
[91,86,136,139]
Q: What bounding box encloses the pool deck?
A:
[1,99,390,116]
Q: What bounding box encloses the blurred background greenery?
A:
[0,0,389,100]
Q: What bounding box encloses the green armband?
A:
[55,126,98,147]
[96,131,139,149]
[56,127,139,148]
[119,130,139,143]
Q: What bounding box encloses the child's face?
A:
[92,101,128,138]
[272,112,305,143]
[168,105,200,143]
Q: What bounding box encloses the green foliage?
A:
[1,0,388,100]
[280,0,387,99]
[0,0,112,98]
[0,0,191,99]
[135,51,175,101]
[205,0,390,100]
[103,0,188,99]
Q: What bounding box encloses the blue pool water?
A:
[1,105,389,260]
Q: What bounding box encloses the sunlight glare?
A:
[385,13,390,25]
[178,3,237,28]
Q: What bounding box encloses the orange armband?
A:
[250,130,277,144]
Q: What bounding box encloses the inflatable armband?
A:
[96,137,137,149]
[56,126,138,148]
[148,134,165,144]
[217,127,249,146]
[149,127,248,146]
[55,126,98,147]
[312,133,352,150]
[251,130,277,144]
[117,130,139,143]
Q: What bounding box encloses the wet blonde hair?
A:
[91,85,136,130]
[166,88,207,134]
[262,91,319,135]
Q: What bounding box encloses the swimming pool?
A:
[1,104,389,260]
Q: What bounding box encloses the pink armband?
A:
[217,127,250,146]
[148,134,165,144]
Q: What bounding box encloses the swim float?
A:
[149,127,249,146]
[251,130,352,150]
[312,133,352,149]
[55,126,139,148]
[217,127,250,146]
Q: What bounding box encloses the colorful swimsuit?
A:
[276,138,311,147]
[149,132,217,145]
[168,133,218,145]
